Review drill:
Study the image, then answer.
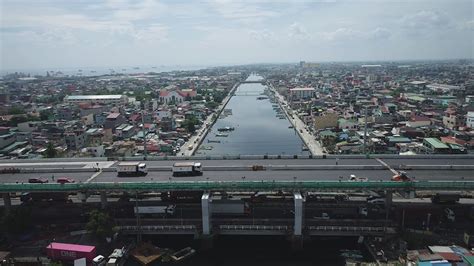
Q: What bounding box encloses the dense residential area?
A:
[266,60,474,155]
[0,60,473,159]
[0,69,244,158]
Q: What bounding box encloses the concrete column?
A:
[294,192,303,236]
[201,192,211,235]
[2,193,11,214]
[385,191,393,209]
[100,191,107,209]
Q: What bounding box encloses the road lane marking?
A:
[375,158,398,174]
[85,170,103,183]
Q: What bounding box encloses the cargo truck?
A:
[117,162,147,177]
[172,162,202,176]
[211,200,249,216]
[134,205,176,217]
[46,242,96,262]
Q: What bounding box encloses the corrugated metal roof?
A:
[66,95,123,100]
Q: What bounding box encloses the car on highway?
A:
[28,178,49,184]
[367,197,385,205]
[57,177,75,184]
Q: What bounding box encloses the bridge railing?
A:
[1,180,473,193]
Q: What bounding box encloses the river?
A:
[197,74,310,156]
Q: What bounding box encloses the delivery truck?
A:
[134,205,176,217]
[211,200,249,216]
[116,162,147,177]
[172,162,202,177]
[46,242,96,262]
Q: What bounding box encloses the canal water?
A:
[125,235,363,265]
[197,74,310,156]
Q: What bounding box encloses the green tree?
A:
[45,142,57,158]
[40,109,53,121]
[1,207,32,234]
[86,209,114,240]
[182,115,199,133]
[8,106,25,115]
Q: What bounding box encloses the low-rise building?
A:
[64,95,127,106]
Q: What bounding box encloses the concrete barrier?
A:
[398,165,474,170]
[20,168,99,173]
[268,165,386,171]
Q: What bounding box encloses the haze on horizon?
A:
[1,0,473,71]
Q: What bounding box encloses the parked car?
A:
[28,178,49,184]
[57,177,75,184]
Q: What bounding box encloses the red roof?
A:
[410,115,431,122]
[441,136,466,146]
[437,252,462,262]
[129,114,140,122]
[159,91,170,97]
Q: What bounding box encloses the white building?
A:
[467,112,474,129]
[64,95,128,106]
[289,87,315,101]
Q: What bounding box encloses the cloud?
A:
[249,29,276,41]
[400,10,452,29]
[460,20,474,31]
[209,0,279,24]
[367,27,391,40]
[321,27,358,41]
[288,23,310,40]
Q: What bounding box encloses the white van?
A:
[367,198,385,205]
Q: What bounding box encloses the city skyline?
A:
[1,0,473,70]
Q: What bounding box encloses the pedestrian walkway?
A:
[269,85,324,155]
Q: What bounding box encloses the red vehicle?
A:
[28,178,49,184]
[46,242,96,262]
[57,177,75,184]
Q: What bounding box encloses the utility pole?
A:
[141,107,147,160]
[363,106,368,154]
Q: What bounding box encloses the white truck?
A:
[117,162,147,177]
[211,200,249,216]
[172,162,203,177]
[134,205,176,217]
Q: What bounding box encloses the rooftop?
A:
[424,138,449,149]
[66,95,123,100]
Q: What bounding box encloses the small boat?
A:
[302,145,309,151]
[208,140,221,143]
[216,133,228,137]
[288,125,294,129]
[171,247,196,262]
[217,127,234,132]
[256,96,268,100]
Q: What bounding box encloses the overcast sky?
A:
[1,0,473,70]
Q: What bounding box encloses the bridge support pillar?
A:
[201,192,211,235]
[294,192,304,236]
[385,191,393,209]
[100,191,107,209]
[2,193,11,214]
[291,236,304,251]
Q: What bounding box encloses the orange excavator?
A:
[392,171,411,182]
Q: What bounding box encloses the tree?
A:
[40,109,53,121]
[8,106,25,115]
[1,207,32,234]
[182,115,199,133]
[45,142,57,158]
[86,209,114,240]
